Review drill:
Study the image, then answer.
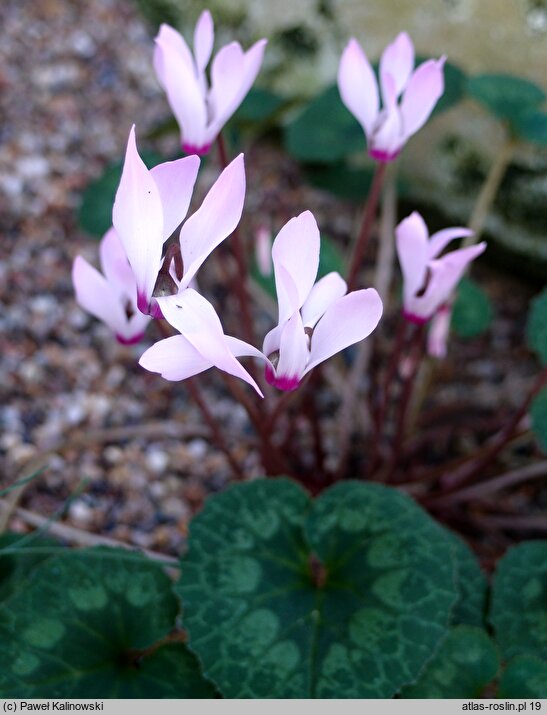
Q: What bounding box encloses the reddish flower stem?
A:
[439,366,547,491]
[216,133,256,348]
[386,323,426,479]
[425,460,547,507]
[185,378,246,480]
[346,161,387,292]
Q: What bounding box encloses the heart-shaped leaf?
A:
[527,287,547,365]
[513,109,547,147]
[499,655,547,698]
[467,74,545,126]
[452,277,493,339]
[283,86,366,164]
[490,541,547,662]
[0,533,61,604]
[0,548,215,698]
[177,479,458,698]
[531,388,547,453]
[400,626,499,698]
[446,531,487,627]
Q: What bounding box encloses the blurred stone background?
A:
[135,0,547,275]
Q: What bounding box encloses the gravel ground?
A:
[0,0,542,561]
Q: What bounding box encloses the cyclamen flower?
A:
[338,32,445,161]
[396,212,486,324]
[263,211,383,391]
[154,12,267,155]
[112,126,246,319]
[72,228,151,345]
[427,304,451,359]
[139,289,264,396]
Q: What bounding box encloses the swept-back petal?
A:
[271,211,320,322]
[154,23,194,83]
[270,312,309,391]
[301,272,347,328]
[400,57,445,140]
[112,126,164,307]
[99,228,135,297]
[194,10,214,75]
[178,153,246,288]
[338,38,379,137]
[207,39,267,143]
[380,32,414,102]
[150,155,200,241]
[73,256,149,343]
[139,334,212,380]
[427,227,474,259]
[154,25,208,150]
[159,289,263,395]
[416,242,486,319]
[395,211,429,302]
[306,288,383,373]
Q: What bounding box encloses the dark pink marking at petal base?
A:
[264,365,301,392]
[137,292,164,319]
[402,310,429,325]
[116,332,145,346]
[182,142,212,157]
[368,147,400,163]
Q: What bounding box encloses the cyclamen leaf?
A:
[177,479,458,698]
[0,548,215,698]
[499,655,547,698]
[283,85,366,163]
[233,88,286,125]
[490,541,547,662]
[531,388,547,453]
[526,287,547,365]
[452,277,493,339]
[467,73,546,125]
[400,626,499,698]
[445,530,487,628]
[0,533,60,605]
[513,109,547,147]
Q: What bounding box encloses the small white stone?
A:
[146,449,169,474]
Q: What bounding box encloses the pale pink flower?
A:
[263,211,383,391]
[396,212,486,324]
[427,304,451,359]
[72,228,151,345]
[254,225,273,277]
[338,33,445,161]
[112,126,246,319]
[154,11,267,155]
[139,289,264,396]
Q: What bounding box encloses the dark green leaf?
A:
[467,73,546,125]
[0,533,60,604]
[0,548,215,698]
[513,109,547,146]
[445,531,487,627]
[452,277,493,339]
[305,164,374,201]
[78,151,163,238]
[233,88,287,125]
[283,85,366,163]
[177,479,458,698]
[499,655,547,698]
[527,287,547,365]
[400,626,499,698]
[490,541,547,661]
[530,388,547,453]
